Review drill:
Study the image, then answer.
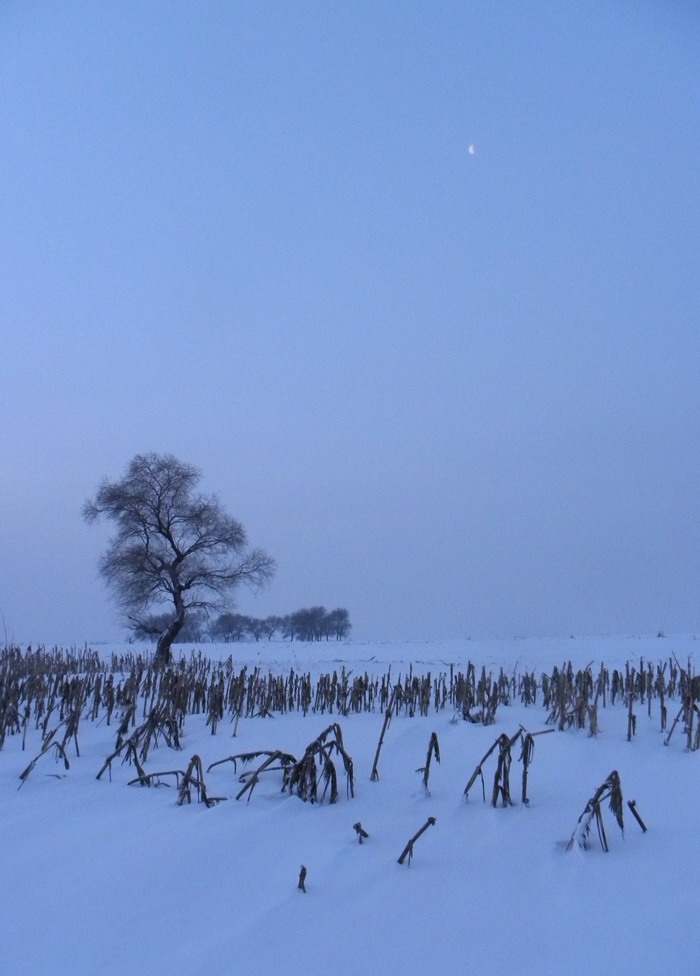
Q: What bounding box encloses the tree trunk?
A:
[155,603,185,667]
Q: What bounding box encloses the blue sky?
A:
[1,1,699,642]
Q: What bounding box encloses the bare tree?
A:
[83,453,275,665]
[211,612,251,642]
[261,615,282,641]
[326,608,351,640]
[246,617,267,642]
[292,606,327,641]
[130,609,207,643]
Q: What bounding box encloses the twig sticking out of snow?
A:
[397,817,436,866]
[627,799,648,833]
[463,735,504,803]
[128,754,226,807]
[353,822,369,844]
[416,731,440,795]
[370,685,398,781]
[18,737,69,788]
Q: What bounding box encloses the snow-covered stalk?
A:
[566,770,625,852]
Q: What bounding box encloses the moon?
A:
[468,144,476,155]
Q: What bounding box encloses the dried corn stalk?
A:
[566,770,625,852]
[370,685,398,781]
[397,816,436,866]
[285,723,354,804]
[416,732,440,794]
[208,724,354,805]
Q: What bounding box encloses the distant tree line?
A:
[130,606,351,644]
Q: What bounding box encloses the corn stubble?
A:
[0,643,690,862]
[566,770,647,852]
[416,731,440,795]
[208,723,354,804]
[8,645,688,755]
[463,727,552,808]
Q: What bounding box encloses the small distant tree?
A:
[261,615,282,641]
[326,608,351,640]
[83,453,275,666]
[290,607,321,641]
[246,617,266,642]
[288,606,329,641]
[212,612,251,642]
[276,608,352,642]
[280,614,296,641]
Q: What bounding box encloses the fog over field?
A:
[1,2,698,646]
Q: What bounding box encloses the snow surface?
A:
[1,634,697,976]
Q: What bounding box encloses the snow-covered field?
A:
[1,635,697,976]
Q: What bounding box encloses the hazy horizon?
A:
[2,2,699,645]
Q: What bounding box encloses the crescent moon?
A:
[468,144,476,155]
